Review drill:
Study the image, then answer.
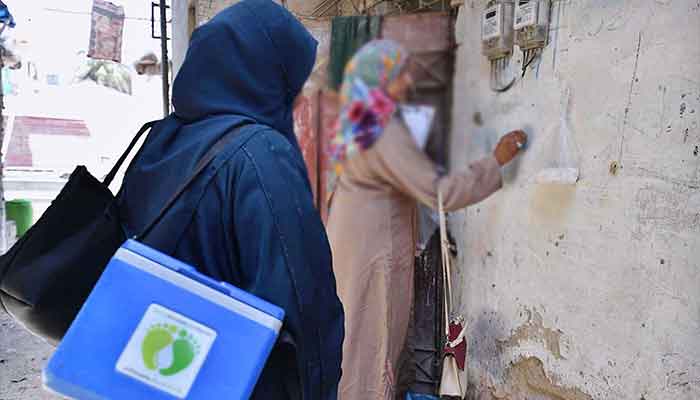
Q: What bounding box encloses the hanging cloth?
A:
[88,0,125,63]
[328,15,381,90]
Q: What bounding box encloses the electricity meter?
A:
[514,0,551,76]
[514,0,549,49]
[482,0,515,92]
[482,0,514,60]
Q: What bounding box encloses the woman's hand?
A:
[494,130,527,166]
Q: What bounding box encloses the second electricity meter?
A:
[514,0,550,50]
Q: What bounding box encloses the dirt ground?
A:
[0,311,59,400]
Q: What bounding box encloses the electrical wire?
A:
[43,7,161,23]
[520,48,538,78]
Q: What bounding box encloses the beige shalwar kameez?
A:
[327,118,503,400]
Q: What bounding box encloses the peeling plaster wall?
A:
[450,1,699,399]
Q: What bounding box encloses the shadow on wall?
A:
[468,309,509,397]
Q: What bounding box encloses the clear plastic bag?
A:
[400,104,436,150]
[536,86,580,184]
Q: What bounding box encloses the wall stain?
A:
[609,161,620,176]
[530,185,576,221]
[483,357,593,400]
[497,309,565,360]
[471,310,509,378]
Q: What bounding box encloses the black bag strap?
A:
[135,124,250,241]
[103,120,159,186]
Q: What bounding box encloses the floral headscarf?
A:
[327,39,408,201]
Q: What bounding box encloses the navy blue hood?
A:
[118,0,318,227]
[172,0,317,140]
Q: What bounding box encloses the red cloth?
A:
[88,0,125,63]
[443,321,467,370]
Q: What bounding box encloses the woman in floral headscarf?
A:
[326,40,526,399]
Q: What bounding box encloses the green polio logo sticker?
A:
[116,304,217,398]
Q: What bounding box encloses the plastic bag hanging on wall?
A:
[400,104,436,150]
[536,86,580,184]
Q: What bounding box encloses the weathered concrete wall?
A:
[171,0,192,79]
[450,1,699,399]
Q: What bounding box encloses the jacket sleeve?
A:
[367,119,503,211]
[231,130,344,400]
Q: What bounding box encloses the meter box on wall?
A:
[482,0,516,92]
[514,0,550,50]
[514,0,551,77]
[481,0,514,60]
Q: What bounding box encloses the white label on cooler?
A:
[514,0,539,29]
[482,5,502,40]
[116,304,217,399]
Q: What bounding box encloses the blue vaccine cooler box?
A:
[44,240,284,399]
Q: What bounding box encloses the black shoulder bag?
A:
[0,121,247,344]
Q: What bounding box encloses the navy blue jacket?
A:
[117,1,344,399]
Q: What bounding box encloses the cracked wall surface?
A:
[451,1,700,399]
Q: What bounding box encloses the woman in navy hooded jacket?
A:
[116,1,344,398]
